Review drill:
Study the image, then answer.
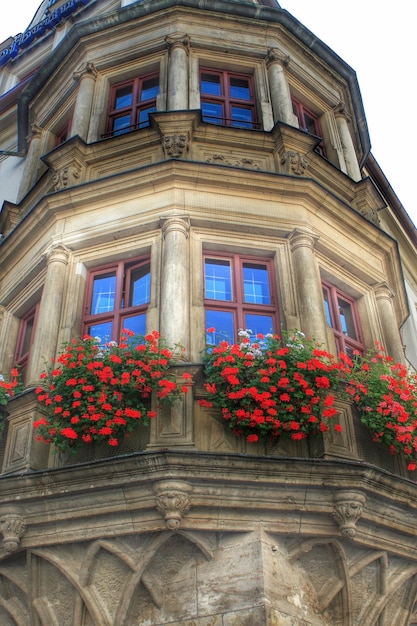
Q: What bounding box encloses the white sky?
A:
[1,1,415,227]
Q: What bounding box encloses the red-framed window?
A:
[82,258,151,343]
[104,73,159,137]
[204,253,278,344]
[14,305,39,382]
[55,121,71,146]
[322,281,364,357]
[200,69,259,129]
[292,97,326,156]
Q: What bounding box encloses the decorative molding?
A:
[331,490,366,539]
[0,511,26,553]
[153,480,192,530]
[206,154,261,170]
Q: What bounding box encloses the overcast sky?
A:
[1,1,415,227]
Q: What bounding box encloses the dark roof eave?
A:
[17,0,370,159]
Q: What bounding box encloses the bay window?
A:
[83,258,150,342]
[204,253,278,344]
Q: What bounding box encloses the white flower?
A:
[107,340,118,347]
[0,374,4,382]
[94,336,102,344]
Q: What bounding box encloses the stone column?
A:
[26,245,70,386]
[288,229,328,346]
[70,62,98,141]
[160,216,190,353]
[165,34,190,111]
[17,124,43,201]
[334,103,361,182]
[266,50,297,126]
[374,282,405,363]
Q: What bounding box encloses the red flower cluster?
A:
[0,368,21,407]
[344,344,417,470]
[199,330,347,444]
[34,331,190,452]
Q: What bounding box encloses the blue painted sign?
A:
[0,0,90,67]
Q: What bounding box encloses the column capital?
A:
[28,123,43,141]
[331,490,366,540]
[374,281,395,301]
[165,33,190,56]
[0,510,26,553]
[288,228,319,252]
[73,61,98,82]
[265,49,290,69]
[44,243,71,265]
[333,101,353,124]
[160,215,190,239]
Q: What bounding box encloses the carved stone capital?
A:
[165,34,190,55]
[333,101,352,124]
[374,281,395,301]
[160,215,190,239]
[331,490,366,539]
[153,480,192,530]
[163,133,189,159]
[288,228,319,252]
[0,512,26,553]
[265,49,290,69]
[73,61,98,82]
[28,123,43,144]
[44,243,70,266]
[52,165,81,191]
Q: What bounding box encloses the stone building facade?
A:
[0,0,417,624]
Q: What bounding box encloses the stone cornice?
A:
[1,450,417,560]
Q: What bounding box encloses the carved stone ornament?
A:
[331,490,366,540]
[206,154,261,170]
[163,134,189,159]
[52,165,81,191]
[0,512,26,553]
[153,480,192,530]
[281,151,309,176]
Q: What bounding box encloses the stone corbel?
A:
[331,490,366,539]
[163,133,189,159]
[52,165,81,191]
[0,511,26,553]
[153,480,192,530]
[281,151,309,176]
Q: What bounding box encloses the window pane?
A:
[323,288,333,327]
[304,112,318,135]
[141,76,159,101]
[205,259,232,301]
[230,77,250,100]
[202,101,223,123]
[128,265,151,307]
[88,321,113,344]
[337,297,357,339]
[114,85,133,110]
[91,273,116,314]
[112,115,132,135]
[244,314,274,341]
[122,313,146,338]
[20,316,34,356]
[138,106,156,127]
[231,106,253,128]
[201,73,221,96]
[243,263,270,304]
[206,310,234,345]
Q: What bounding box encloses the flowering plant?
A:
[344,343,417,470]
[199,329,347,444]
[0,368,22,407]
[34,330,191,453]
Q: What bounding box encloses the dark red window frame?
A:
[82,257,151,342]
[104,72,159,138]
[55,120,72,146]
[292,97,326,156]
[14,304,39,382]
[200,68,259,129]
[322,281,364,356]
[203,252,279,343]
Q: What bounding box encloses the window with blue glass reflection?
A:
[204,255,277,344]
[200,69,257,128]
[322,282,364,356]
[106,73,159,137]
[84,259,150,343]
